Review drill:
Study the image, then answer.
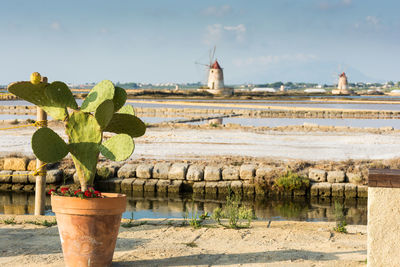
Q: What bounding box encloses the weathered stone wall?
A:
[0,156,373,200]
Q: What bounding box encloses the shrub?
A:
[273,170,310,192]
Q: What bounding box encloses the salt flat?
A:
[1,125,400,161]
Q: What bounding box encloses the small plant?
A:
[273,170,310,192]
[333,201,347,233]
[121,212,135,228]
[25,219,57,227]
[8,73,146,192]
[188,200,209,229]
[48,187,102,199]
[184,241,198,248]
[2,217,16,225]
[212,193,255,229]
[209,123,219,128]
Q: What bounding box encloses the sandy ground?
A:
[0,216,367,267]
[1,125,400,161]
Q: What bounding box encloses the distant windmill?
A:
[331,64,352,95]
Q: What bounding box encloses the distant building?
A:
[332,72,353,94]
[207,61,224,90]
[252,88,276,93]
[304,89,326,93]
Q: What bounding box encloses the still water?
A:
[0,191,367,225]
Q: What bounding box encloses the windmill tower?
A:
[196,46,232,96]
[338,72,348,91]
[207,60,224,89]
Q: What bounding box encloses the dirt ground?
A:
[0,216,367,267]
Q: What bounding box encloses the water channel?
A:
[0,191,367,225]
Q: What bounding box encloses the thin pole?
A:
[34,77,48,216]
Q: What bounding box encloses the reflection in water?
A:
[0,191,367,225]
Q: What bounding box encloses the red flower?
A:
[94,191,101,197]
[48,189,55,195]
[60,187,69,194]
[84,190,92,197]
[74,189,81,195]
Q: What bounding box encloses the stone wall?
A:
[0,157,371,199]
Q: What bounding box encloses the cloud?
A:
[366,16,379,26]
[204,24,247,44]
[233,54,318,68]
[50,21,61,31]
[202,5,232,17]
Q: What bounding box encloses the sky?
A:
[0,0,399,85]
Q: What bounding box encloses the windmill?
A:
[331,64,352,94]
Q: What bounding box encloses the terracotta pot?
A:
[51,193,126,267]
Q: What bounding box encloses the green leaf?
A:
[45,81,78,109]
[66,111,102,185]
[81,80,115,112]
[105,113,146,138]
[95,100,114,129]
[118,105,135,115]
[32,128,68,163]
[113,87,127,111]
[100,134,134,161]
[8,81,68,120]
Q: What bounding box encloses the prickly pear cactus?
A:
[8,73,146,191]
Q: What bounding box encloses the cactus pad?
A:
[95,99,114,129]
[8,81,69,120]
[99,134,134,161]
[32,128,68,163]
[113,87,127,111]
[45,81,78,110]
[66,111,102,185]
[117,105,135,115]
[81,80,115,112]
[105,113,146,138]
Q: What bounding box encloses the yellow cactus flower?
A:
[30,72,42,85]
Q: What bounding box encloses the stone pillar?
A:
[368,169,400,266]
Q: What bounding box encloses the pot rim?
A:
[51,193,127,216]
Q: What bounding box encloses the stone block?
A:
[222,166,239,181]
[327,171,345,183]
[357,185,368,198]
[243,182,255,197]
[0,171,12,183]
[117,164,137,178]
[46,169,63,184]
[144,179,158,192]
[217,181,231,196]
[192,181,205,195]
[121,178,135,192]
[205,182,218,196]
[168,163,188,180]
[106,178,123,192]
[331,183,345,197]
[230,180,243,195]
[317,182,331,197]
[308,169,326,182]
[255,165,274,179]
[368,187,400,266]
[345,183,357,198]
[156,180,170,193]
[204,166,221,181]
[4,157,28,171]
[310,183,319,197]
[168,180,183,194]
[133,179,146,192]
[23,184,34,192]
[240,164,257,180]
[11,184,24,191]
[346,172,363,185]
[153,163,171,179]
[27,160,36,171]
[186,165,204,181]
[0,183,12,191]
[136,164,153,179]
[12,171,30,184]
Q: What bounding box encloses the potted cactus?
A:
[8,73,146,267]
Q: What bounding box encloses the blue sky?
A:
[0,0,399,85]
